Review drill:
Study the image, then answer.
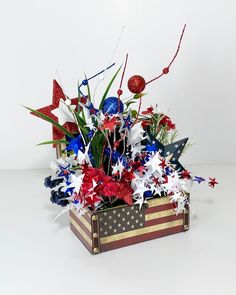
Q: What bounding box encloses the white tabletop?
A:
[0,165,235,295]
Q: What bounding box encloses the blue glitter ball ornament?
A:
[102,97,124,115]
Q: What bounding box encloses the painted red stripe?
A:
[145,213,183,227]
[70,223,93,254]
[100,225,184,252]
[69,210,92,238]
[145,203,174,214]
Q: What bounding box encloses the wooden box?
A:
[69,196,189,254]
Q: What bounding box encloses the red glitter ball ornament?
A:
[127,75,146,94]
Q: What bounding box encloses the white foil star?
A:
[144,152,163,174]
[112,159,124,178]
[127,122,146,146]
[67,173,84,195]
[131,143,145,160]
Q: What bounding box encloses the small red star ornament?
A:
[181,170,191,179]
[208,177,218,188]
[33,80,79,146]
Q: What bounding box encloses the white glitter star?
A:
[51,99,76,125]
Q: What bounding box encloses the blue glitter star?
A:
[120,113,133,131]
[65,134,84,155]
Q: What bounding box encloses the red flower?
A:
[159,115,176,130]
[121,170,135,182]
[142,106,154,115]
[98,179,133,205]
[80,166,133,205]
[141,119,152,128]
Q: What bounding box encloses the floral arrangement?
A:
[25,25,218,218]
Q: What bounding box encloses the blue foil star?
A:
[193,176,206,184]
[66,134,84,155]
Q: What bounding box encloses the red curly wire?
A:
[145,24,186,85]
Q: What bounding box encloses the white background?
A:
[0,0,235,169]
[1,2,236,294]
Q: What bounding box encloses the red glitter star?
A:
[159,159,167,169]
[101,116,120,132]
[208,177,218,188]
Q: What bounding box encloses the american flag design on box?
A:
[69,196,189,254]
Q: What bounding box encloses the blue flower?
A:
[50,187,70,207]
[44,176,63,189]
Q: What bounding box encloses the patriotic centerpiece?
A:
[25,25,218,253]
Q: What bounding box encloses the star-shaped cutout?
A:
[57,166,72,180]
[33,80,78,146]
[149,138,188,172]
[144,152,163,174]
[161,171,182,193]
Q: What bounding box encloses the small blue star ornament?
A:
[65,134,84,155]
[120,112,133,131]
[102,97,124,115]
